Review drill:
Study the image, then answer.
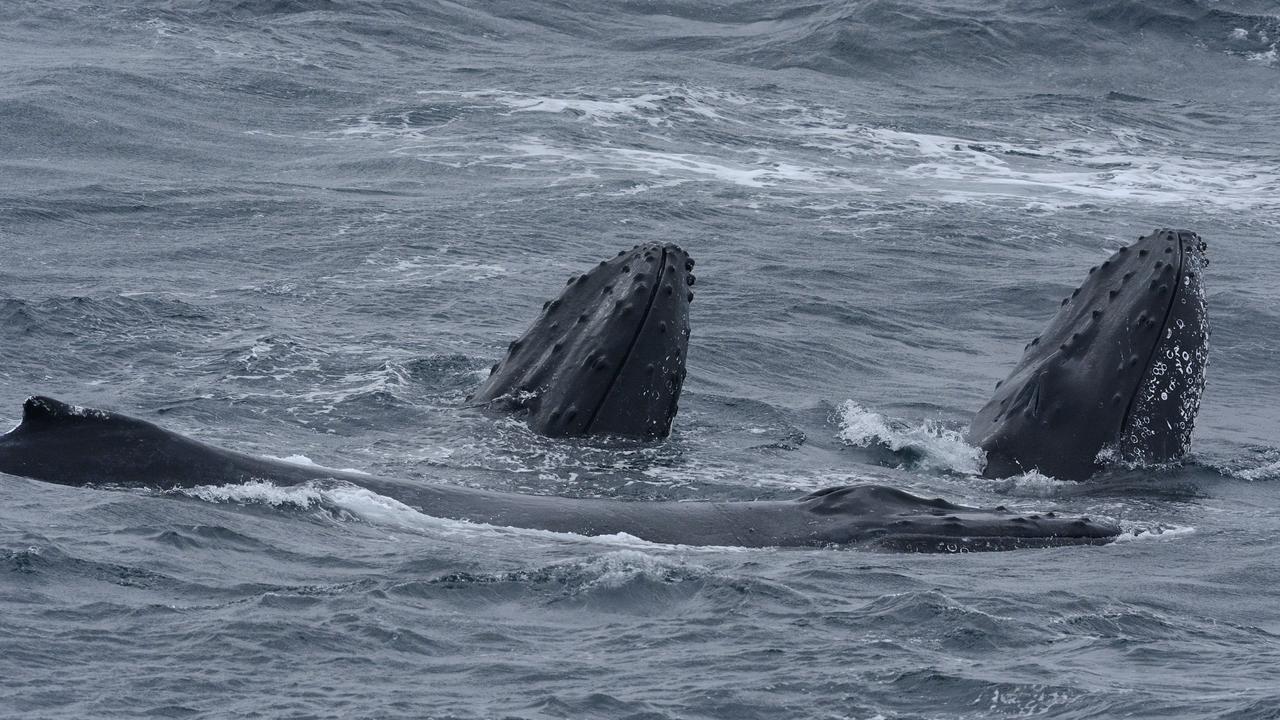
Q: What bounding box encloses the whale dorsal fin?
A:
[17,396,112,431]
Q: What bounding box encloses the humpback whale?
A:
[0,243,1132,551]
[0,396,1120,551]
[469,242,693,439]
[968,229,1209,480]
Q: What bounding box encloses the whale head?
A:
[469,243,693,439]
[968,229,1209,480]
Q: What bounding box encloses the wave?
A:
[412,550,714,595]
[333,83,1278,212]
[1112,523,1197,543]
[836,401,984,475]
[15,1,1279,96]
[1204,446,1280,481]
[0,294,215,340]
[179,479,753,550]
[412,0,1275,83]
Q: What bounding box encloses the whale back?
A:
[0,397,1121,550]
[0,396,333,488]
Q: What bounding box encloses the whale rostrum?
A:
[968,229,1209,480]
[469,242,693,439]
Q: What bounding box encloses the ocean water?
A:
[3,1,1280,717]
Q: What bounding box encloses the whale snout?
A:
[968,228,1209,480]
[470,242,694,439]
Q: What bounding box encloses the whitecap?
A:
[983,470,1076,498]
[836,401,984,475]
[265,454,371,476]
[180,480,753,552]
[1112,524,1197,543]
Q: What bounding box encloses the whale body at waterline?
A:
[0,397,1120,551]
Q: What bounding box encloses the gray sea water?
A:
[3,1,1280,718]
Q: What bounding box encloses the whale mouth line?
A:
[583,245,670,435]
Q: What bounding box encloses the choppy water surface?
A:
[3,1,1280,717]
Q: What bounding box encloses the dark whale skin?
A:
[469,242,693,439]
[0,397,1120,552]
[968,229,1209,480]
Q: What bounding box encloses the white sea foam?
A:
[506,139,878,192]
[836,401,985,475]
[221,348,422,422]
[386,257,508,282]
[337,83,1278,211]
[984,469,1076,498]
[225,336,323,383]
[183,479,328,509]
[805,124,1280,210]
[265,454,371,476]
[301,363,412,410]
[181,480,751,552]
[422,87,732,126]
[500,93,666,126]
[1246,46,1278,66]
[604,178,689,196]
[568,550,708,590]
[1112,524,1197,543]
[1224,457,1280,481]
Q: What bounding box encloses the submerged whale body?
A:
[968,229,1210,480]
[0,242,1140,550]
[469,242,693,439]
[0,397,1120,551]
